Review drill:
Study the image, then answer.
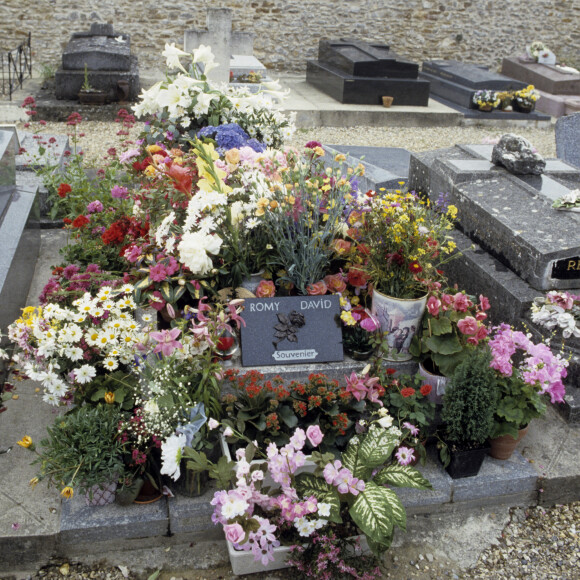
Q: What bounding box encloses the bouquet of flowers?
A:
[210,418,431,573]
[472,89,500,110]
[488,323,568,438]
[348,189,457,299]
[552,188,580,211]
[513,85,539,109]
[526,41,548,61]
[133,43,295,150]
[8,285,147,407]
[530,290,580,339]
[339,294,381,356]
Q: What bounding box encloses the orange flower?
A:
[401,387,416,398]
[17,436,33,448]
[306,281,328,296]
[104,391,115,404]
[60,487,74,499]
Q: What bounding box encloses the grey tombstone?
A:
[240,296,343,367]
[501,56,580,95]
[55,23,140,102]
[555,113,580,169]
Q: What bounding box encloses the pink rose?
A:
[224,523,245,544]
[324,273,347,294]
[457,316,478,335]
[255,280,276,297]
[427,295,441,317]
[306,425,324,447]
[306,281,328,295]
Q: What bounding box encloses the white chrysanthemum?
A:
[160,433,187,481]
[64,346,84,362]
[178,231,223,275]
[42,391,60,406]
[155,212,176,246]
[37,340,57,358]
[103,357,119,371]
[75,364,97,384]
[51,381,68,398]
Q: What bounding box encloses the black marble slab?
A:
[306,60,430,105]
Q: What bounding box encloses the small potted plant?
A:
[472,89,500,112]
[22,404,128,504]
[340,297,381,360]
[512,85,539,113]
[78,63,107,105]
[438,347,499,478]
[487,323,568,459]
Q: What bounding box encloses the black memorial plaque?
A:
[551,257,580,280]
[240,296,343,367]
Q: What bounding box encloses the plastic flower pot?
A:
[444,444,489,479]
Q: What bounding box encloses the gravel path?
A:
[16,121,557,168]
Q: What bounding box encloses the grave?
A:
[501,56,580,117]
[184,8,258,85]
[0,129,40,341]
[323,145,411,191]
[555,113,580,169]
[420,60,549,121]
[408,143,580,422]
[306,39,430,106]
[54,23,140,103]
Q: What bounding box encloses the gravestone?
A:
[0,130,40,339]
[184,8,256,84]
[419,59,547,120]
[323,145,411,191]
[555,113,580,169]
[55,23,140,102]
[240,296,343,367]
[306,39,430,106]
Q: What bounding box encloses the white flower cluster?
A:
[9,286,147,406]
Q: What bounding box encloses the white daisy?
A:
[75,364,97,384]
[160,433,187,481]
[103,357,119,371]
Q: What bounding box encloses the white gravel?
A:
[16,121,557,168]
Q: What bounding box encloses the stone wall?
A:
[1,0,579,78]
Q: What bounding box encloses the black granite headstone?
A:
[240,296,343,367]
[552,257,580,280]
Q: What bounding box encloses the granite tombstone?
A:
[240,296,343,367]
[555,113,580,169]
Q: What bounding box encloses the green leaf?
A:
[343,425,399,479]
[349,481,406,550]
[373,464,432,489]
[278,404,299,428]
[159,281,173,303]
[295,473,342,523]
[425,333,462,355]
[429,316,453,336]
[147,570,161,580]
[134,276,151,291]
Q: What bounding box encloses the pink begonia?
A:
[149,263,168,282]
[306,425,324,447]
[124,244,142,263]
[453,292,472,312]
[427,295,441,317]
[149,327,182,356]
[440,293,453,310]
[224,523,245,544]
[457,316,478,335]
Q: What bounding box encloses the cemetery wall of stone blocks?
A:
[1,0,579,76]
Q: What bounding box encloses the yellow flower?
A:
[146,144,163,155]
[17,436,33,448]
[334,153,346,163]
[447,205,458,219]
[144,164,156,177]
[16,306,42,327]
[313,146,325,157]
[340,311,357,326]
[61,487,74,500]
[29,477,39,489]
[104,392,115,404]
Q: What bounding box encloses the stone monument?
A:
[55,23,140,103]
[555,113,580,169]
[306,38,430,106]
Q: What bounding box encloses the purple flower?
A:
[149,328,183,356]
[86,200,103,214]
[119,148,140,163]
[403,422,419,436]
[395,446,415,466]
[111,185,129,199]
[323,460,342,485]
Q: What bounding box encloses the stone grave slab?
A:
[240,296,343,367]
[420,59,550,121]
[306,38,430,106]
[167,485,222,536]
[409,143,580,291]
[501,56,580,95]
[60,493,169,544]
[555,113,580,169]
[323,145,411,191]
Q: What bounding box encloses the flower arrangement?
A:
[513,85,539,110]
[133,43,295,150]
[221,369,384,452]
[552,188,580,211]
[8,285,146,407]
[339,295,381,356]
[527,41,548,61]
[347,188,456,299]
[472,90,500,110]
[409,288,491,377]
[488,323,568,438]
[210,420,431,571]
[530,290,580,339]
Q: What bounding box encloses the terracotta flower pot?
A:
[489,425,529,460]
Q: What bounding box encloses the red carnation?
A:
[57,183,72,198]
[420,384,432,396]
[347,266,370,288]
[401,387,416,398]
[72,215,90,228]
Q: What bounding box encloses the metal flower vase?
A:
[371,289,427,361]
